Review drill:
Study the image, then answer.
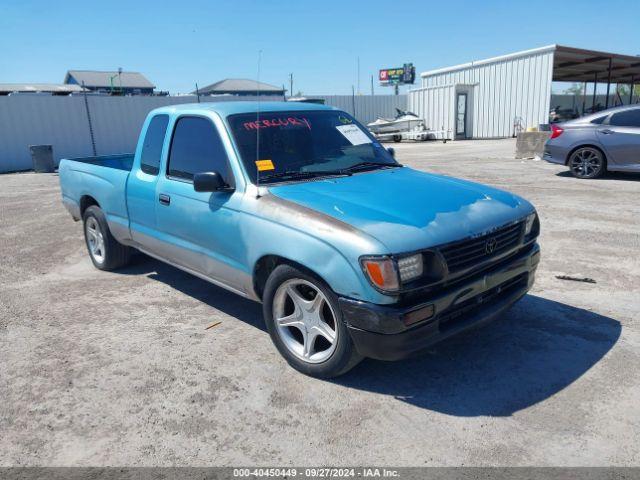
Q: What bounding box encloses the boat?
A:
[367,109,424,134]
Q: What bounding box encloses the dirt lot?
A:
[1,139,639,466]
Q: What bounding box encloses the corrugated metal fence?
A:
[0,94,406,172]
[550,94,630,111]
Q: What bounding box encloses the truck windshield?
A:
[227,110,398,184]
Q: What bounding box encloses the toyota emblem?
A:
[485,237,498,254]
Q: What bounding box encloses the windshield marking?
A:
[243,117,311,131]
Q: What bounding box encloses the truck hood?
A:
[268,167,534,253]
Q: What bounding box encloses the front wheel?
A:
[262,265,362,378]
[569,147,606,179]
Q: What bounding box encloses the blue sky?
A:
[1,0,638,95]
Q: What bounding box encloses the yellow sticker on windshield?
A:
[255,159,275,171]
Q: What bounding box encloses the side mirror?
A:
[387,147,395,158]
[193,171,232,192]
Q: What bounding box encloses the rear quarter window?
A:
[140,114,169,175]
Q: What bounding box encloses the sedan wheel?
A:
[569,147,605,179]
[272,279,338,363]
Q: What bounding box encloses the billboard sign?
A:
[379,63,415,86]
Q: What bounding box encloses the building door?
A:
[456,93,468,138]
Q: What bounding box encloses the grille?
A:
[438,273,528,331]
[439,222,523,273]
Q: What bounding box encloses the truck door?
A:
[154,115,247,293]
[596,108,640,170]
[127,114,170,249]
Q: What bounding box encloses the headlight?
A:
[397,253,423,282]
[524,212,538,236]
[360,257,399,291]
[360,253,424,292]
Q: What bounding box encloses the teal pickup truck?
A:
[59,101,540,377]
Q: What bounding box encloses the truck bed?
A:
[64,153,134,171]
[58,154,135,238]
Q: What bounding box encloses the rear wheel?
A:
[83,205,131,270]
[569,147,605,179]
[262,265,362,378]
[392,134,402,143]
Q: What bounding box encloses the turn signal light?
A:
[361,257,399,291]
[402,304,435,327]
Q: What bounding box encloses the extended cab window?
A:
[608,109,640,127]
[167,116,231,181]
[140,114,169,175]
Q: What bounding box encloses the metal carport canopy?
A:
[553,45,640,83]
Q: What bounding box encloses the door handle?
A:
[599,129,614,135]
[159,193,171,206]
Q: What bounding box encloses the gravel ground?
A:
[1,139,639,466]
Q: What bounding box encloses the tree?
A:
[617,84,640,101]
[563,83,585,96]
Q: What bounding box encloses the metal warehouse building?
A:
[408,45,640,139]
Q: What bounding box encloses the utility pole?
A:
[351,85,356,117]
[370,75,374,96]
[289,73,293,99]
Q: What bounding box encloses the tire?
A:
[392,134,402,143]
[568,146,606,179]
[82,205,131,271]
[262,264,362,378]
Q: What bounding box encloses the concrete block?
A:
[515,132,550,159]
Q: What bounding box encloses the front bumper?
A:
[340,243,540,361]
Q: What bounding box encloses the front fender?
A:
[241,194,393,304]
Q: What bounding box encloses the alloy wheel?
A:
[272,279,338,364]
[569,148,603,178]
[85,216,105,264]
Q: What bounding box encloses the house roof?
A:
[0,83,86,94]
[64,70,155,89]
[194,78,284,95]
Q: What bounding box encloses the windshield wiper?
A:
[260,169,352,183]
[341,161,401,173]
